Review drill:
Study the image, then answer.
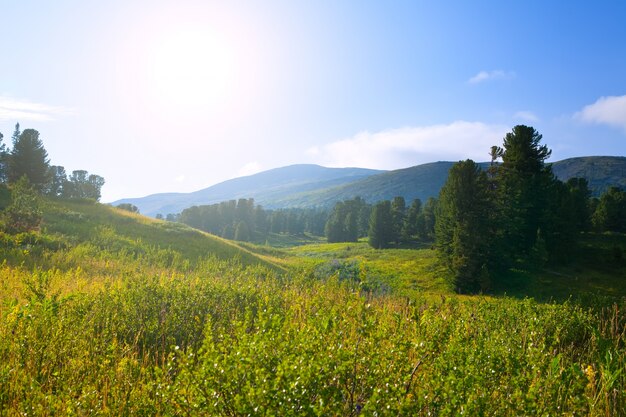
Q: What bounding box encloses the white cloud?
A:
[238,161,262,177]
[308,121,509,169]
[175,175,186,183]
[468,70,515,84]
[0,95,74,122]
[514,111,539,122]
[575,95,626,132]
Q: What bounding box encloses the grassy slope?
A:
[1,199,625,415]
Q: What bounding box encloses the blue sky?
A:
[1,0,625,202]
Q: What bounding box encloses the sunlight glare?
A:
[149,28,236,108]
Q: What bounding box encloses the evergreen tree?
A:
[417,197,437,241]
[403,198,422,241]
[8,129,50,192]
[11,123,21,145]
[496,125,553,259]
[592,187,626,232]
[234,221,250,241]
[0,131,7,183]
[390,196,406,244]
[435,160,492,293]
[566,177,592,232]
[368,200,393,249]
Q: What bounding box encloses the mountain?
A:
[112,164,383,216]
[550,156,626,195]
[273,161,489,207]
[113,156,626,215]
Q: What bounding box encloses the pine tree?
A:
[435,160,492,293]
[8,128,50,192]
[0,131,6,183]
[496,125,553,260]
[390,196,406,244]
[402,198,422,241]
[368,200,392,249]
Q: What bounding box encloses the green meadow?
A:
[1,199,625,415]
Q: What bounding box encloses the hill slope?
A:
[551,156,626,195]
[112,164,382,216]
[36,199,283,271]
[113,156,626,214]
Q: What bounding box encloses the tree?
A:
[417,197,437,241]
[435,160,492,293]
[7,128,50,191]
[390,196,406,244]
[234,221,250,242]
[325,199,360,243]
[46,165,67,197]
[2,177,43,233]
[0,131,7,183]
[496,125,553,259]
[62,170,105,200]
[116,203,139,213]
[368,200,393,249]
[566,177,592,232]
[402,198,422,241]
[592,187,626,232]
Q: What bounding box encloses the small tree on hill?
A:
[2,176,43,233]
[117,203,139,213]
[8,128,50,192]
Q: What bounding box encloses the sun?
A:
[148,28,235,108]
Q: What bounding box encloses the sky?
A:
[1,0,625,202]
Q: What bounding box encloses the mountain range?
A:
[112,156,626,217]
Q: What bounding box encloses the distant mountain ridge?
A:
[113,156,626,216]
[113,164,383,216]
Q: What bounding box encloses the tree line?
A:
[178,199,327,242]
[0,123,105,200]
[0,123,105,232]
[435,125,626,293]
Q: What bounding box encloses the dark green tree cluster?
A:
[117,203,140,213]
[0,123,105,200]
[324,197,370,243]
[0,123,105,233]
[366,196,437,248]
[179,198,328,242]
[436,125,594,293]
[592,186,626,232]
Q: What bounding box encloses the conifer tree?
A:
[368,200,392,249]
[8,128,50,192]
[496,125,553,259]
[435,160,492,293]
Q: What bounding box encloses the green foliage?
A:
[7,128,50,191]
[234,220,250,241]
[325,198,367,243]
[2,177,43,233]
[592,186,626,232]
[0,195,625,415]
[436,160,492,293]
[62,170,105,200]
[116,202,140,213]
[368,200,393,249]
[496,125,554,259]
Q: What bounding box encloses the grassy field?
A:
[1,200,625,415]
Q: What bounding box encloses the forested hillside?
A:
[113,157,626,218]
